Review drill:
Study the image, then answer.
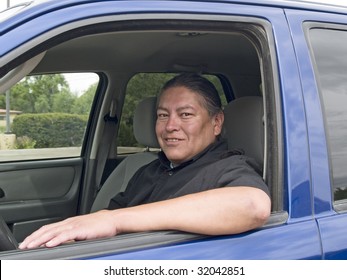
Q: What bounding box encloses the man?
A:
[19,73,271,249]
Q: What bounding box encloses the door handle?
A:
[0,188,5,198]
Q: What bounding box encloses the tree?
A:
[52,91,77,113]
[9,74,71,113]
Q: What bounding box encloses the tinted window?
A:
[309,28,347,201]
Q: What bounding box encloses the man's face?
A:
[156,86,224,165]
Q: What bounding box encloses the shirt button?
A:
[168,171,173,176]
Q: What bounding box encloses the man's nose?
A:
[165,115,180,131]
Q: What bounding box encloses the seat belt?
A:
[95,100,118,193]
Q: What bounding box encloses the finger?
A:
[19,221,70,249]
[43,232,76,248]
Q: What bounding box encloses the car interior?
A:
[0,17,284,257]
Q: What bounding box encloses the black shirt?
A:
[108,140,269,209]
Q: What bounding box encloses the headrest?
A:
[223,96,264,166]
[133,96,160,148]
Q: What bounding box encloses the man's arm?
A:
[19,186,270,249]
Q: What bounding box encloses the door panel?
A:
[0,158,83,242]
[0,164,76,201]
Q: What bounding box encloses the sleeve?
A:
[216,155,270,196]
[169,155,270,199]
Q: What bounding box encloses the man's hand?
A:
[19,210,118,249]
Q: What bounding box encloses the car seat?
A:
[223,96,264,169]
[90,96,159,212]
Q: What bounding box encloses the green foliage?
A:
[9,74,71,113]
[52,91,77,113]
[72,83,96,114]
[15,136,36,149]
[118,122,137,147]
[12,113,88,148]
[6,74,96,115]
[0,94,5,108]
[0,74,97,149]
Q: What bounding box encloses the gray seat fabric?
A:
[223,96,264,167]
[133,96,159,148]
[90,96,159,212]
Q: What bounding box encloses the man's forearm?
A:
[113,186,271,235]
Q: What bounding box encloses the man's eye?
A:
[181,113,192,118]
[157,113,168,118]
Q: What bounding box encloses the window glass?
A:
[118,73,227,154]
[0,73,99,161]
[309,28,347,201]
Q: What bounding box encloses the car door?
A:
[286,8,347,259]
[0,68,100,242]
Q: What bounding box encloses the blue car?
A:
[0,0,347,260]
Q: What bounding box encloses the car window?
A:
[0,72,99,161]
[117,73,227,154]
[308,27,347,202]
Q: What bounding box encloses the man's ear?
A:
[213,112,224,136]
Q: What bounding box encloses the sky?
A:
[0,0,25,11]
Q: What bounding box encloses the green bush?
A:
[15,136,36,149]
[118,121,137,147]
[12,113,88,148]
